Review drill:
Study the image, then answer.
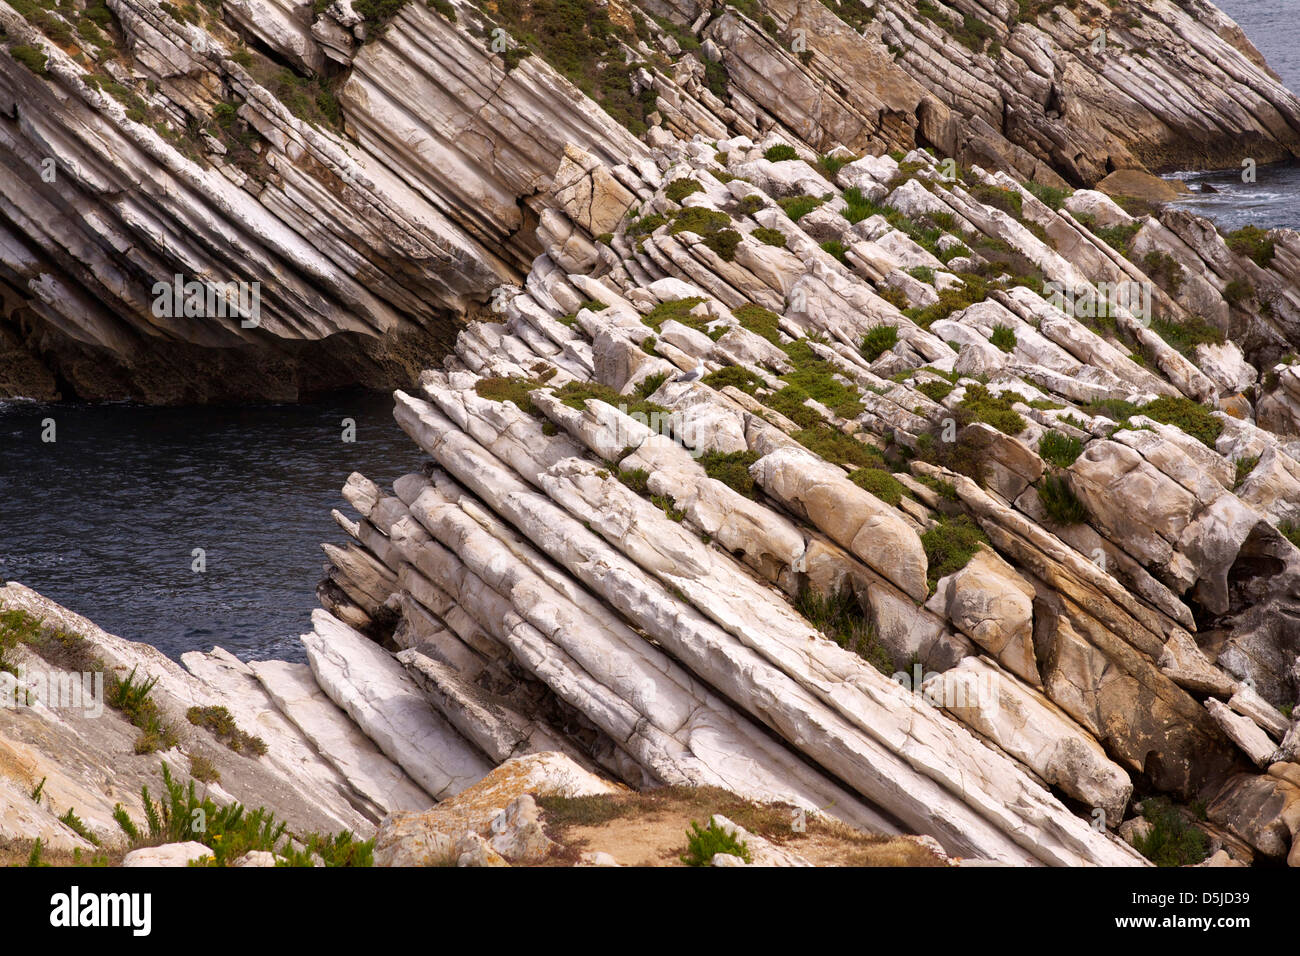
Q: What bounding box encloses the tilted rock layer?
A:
[2,0,1299,399]
[3,0,1300,867]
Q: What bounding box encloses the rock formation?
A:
[3,0,1299,399]
[4,0,1300,867]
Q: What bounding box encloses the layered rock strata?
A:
[3,0,1299,399]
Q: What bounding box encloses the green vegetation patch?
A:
[112,763,372,867]
[187,705,268,756]
[821,239,849,264]
[848,467,908,506]
[817,152,855,177]
[702,365,765,393]
[642,296,710,334]
[10,45,49,74]
[1225,225,1275,269]
[1026,181,1073,211]
[916,0,997,53]
[1039,474,1088,524]
[680,819,751,865]
[732,303,783,344]
[627,212,667,237]
[906,277,990,328]
[970,183,1023,218]
[1223,279,1255,308]
[0,608,44,674]
[668,207,742,261]
[700,450,761,498]
[263,68,341,129]
[860,324,899,362]
[777,340,864,420]
[471,0,658,134]
[795,587,893,674]
[1149,315,1223,357]
[1142,250,1184,297]
[916,379,954,403]
[553,380,668,420]
[1092,221,1143,257]
[1140,396,1223,448]
[989,323,1017,353]
[1038,430,1083,468]
[474,375,546,415]
[921,514,987,591]
[1131,798,1209,867]
[763,143,798,162]
[1234,455,1259,490]
[665,177,704,203]
[617,467,650,495]
[108,667,179,755]
[959,383,1027,436]
[778,194,825,222]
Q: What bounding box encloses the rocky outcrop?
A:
[3,0,1298,399]
[300,112,1300,864]
[6,0,1300,869]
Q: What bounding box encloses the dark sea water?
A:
[0,391,419,662]
[1170,0,1300,230]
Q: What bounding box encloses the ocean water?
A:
[1170,0,1300,230]
[0,391,418,662]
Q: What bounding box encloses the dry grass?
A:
[0,836,125,867]
[536,785,949,867]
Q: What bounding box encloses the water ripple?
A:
[0,390,418,662]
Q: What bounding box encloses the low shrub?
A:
[916,380,954,403]
[1132,798,1209,867]
[1039,474,1088,524]
[680,820,751,865]
[989,324,1017,353]
[959,383,1027,435]
[702,366,765,393]
[665,178,704,203]
[860,325,898,362]
[11,45,49,74]
[700,450,760,498]
[187,705,268,756]
[1223,279,1255,308]
[848,467,908,506]
[1225,225,1275,268]
[794,587,893,674]
[921,514,987,590]
[821,239,849,263]
[1140,396,1223,448]
[732,303,783,344]
[1038,430,1083,468]
[777,194,825,222]
[1026,181,1073,211]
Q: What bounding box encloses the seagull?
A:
[675,364,703,383]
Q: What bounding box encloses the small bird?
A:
[676,364,702,383]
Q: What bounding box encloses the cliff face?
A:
[4,0,1300,868]
[2,0,1298,400]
